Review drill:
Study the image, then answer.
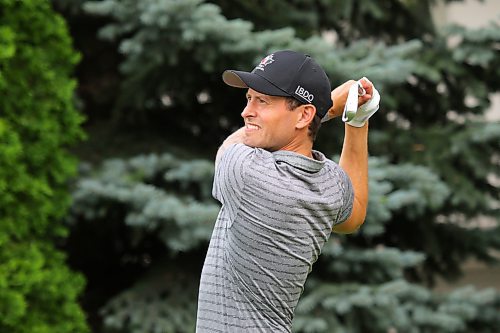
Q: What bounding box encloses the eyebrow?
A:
[247,92,273,102]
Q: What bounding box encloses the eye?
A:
[257,97,268,104]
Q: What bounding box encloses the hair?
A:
[285,97,322,141]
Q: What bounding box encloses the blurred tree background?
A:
[2,0,498,332]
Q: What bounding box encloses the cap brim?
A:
[222,70,289,97]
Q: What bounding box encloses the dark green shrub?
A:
[0,1,88,332]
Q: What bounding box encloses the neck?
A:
[279,135,314,158]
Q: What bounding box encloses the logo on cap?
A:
[255,54,275,71]
[295,85,314,102]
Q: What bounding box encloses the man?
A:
[196,50,379,332]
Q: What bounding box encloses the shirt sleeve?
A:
[334,167,355,225]
[212,143,256,204]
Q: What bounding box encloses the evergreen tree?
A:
[54,0,499,332]
[68,153,499,333]
[0,1,88,332]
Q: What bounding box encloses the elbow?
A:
[332,217,365,234]
[332,205,367,234]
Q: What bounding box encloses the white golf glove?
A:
[342,80,380,128]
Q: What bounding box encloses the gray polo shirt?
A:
[196,144,354,332]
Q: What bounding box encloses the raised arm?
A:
[329,78,376,233]
[334,123,369,233]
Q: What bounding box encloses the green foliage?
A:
[54,0,500,332]
[67,152,500,332]
[0,0,88,332]
[100,263,198,333]
[81,0,419,140]
[294,280,499,333]
[371,122,500,283]
[69,154,219,253]
[0,242,88,333]
[67,152,219,332]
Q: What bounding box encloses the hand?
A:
[322,78,374,122]
[344,77,380,127]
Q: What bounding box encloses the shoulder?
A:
[212,144,274,201]
[217,143,274,176]
[220,143,272,163]
[313,151,353,190]
[313,151,344,174]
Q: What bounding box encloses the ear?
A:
[295,104,316,130]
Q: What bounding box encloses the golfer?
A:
[196,50,380,332]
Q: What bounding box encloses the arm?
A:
[329,78,374,233]
[333,123,368,233]
[215,127,246,169]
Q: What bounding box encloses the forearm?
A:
[215,127,246,169]
[335,123,369,233]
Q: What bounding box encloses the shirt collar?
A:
[272,150,326,173]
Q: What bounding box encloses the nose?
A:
[241,103,256,119]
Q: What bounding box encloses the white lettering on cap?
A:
[295,85,314,102]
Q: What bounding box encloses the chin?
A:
[244,138,258,148]
[244,137,273,150]
[245,142,268,150]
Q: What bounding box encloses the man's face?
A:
[241,89,300,151]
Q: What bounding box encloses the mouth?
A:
[245,123,260,131]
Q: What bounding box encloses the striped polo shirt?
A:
[196,143,354,332]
